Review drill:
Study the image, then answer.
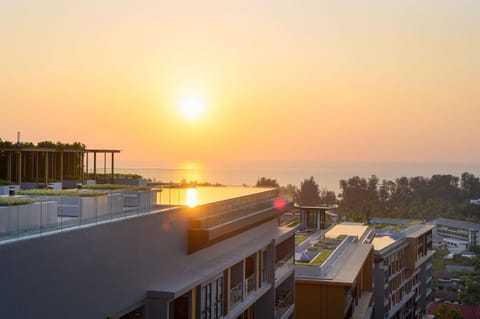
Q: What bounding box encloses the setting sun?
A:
[179,93,205,119]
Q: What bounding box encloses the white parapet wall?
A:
[0,201,57,237]
[0,185,20,195]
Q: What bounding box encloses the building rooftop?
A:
[296,224,372,280]
[371,235,396,251]
[403,223,434,238]
[332,243,373,284]
[157,186,276,206]
[432,217,480,231]
[325,223,368,240]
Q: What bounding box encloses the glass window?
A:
[201,275,224,319]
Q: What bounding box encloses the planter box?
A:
[123,190,158,210]
[0,201,57,237]
[31,195,109,224]
[0,185,20,195]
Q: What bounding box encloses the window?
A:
[201,275,224,319]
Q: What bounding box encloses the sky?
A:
[1,0,479,168]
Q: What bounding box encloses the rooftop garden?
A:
[368,218,420,232]
[18,189,107,197]
[286,220,300,228]
[0,197,35,206]
[296,237,343,266]
[0,139,85,150]
[295,234,308,246]
[85,173,143,180]
[82,184,151,191]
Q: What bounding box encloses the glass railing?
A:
[230,281,243,309]
[275,254,294,280]
[0,189,162,244]
[246,273,256,295]
[275,290,294,319]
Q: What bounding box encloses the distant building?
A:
[295,223,375,319]
[0,187,295,319]
[469,199,480,205]
[431,217,480,252]
[296,204,337,231]
[372,223,434,319]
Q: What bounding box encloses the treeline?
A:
[338,173,480,222]
[257,173,480,223]
[0,138,85,150]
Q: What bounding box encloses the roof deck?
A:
[1,186,284,247]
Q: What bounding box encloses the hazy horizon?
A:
[1,0,479,167]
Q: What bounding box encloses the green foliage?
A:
[0,197,35,206]
[295,235,308,245]
[86,173,143,179]
[337,172,480,222]
[82,184,151,190]
[256,176,279,187]
[279,184,298,202]
[434,304,462,319]
[286,220,300,228]
[336,234,347,240]
[0,179,12,185]
[18,189,107,197]
[0,139,85,150]
[297,176,321,206]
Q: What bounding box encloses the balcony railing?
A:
[246,273,256,295]
[275,290,294,319]
[1,190,160,244]
[230,282,243,309]
[275,254,294,281]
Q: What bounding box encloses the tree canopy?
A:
[256,176,279,187]
[337,173,480,223]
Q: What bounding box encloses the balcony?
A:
[275,254,294,282]
[426,288,432,296]
[275,290,294,319]
[230,282,243,310]
[246,273,256,296]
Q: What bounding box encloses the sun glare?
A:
[179,93,205,119]
[186,188,197,207]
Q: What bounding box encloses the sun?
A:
[179,93,205,119]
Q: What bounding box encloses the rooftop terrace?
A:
[1,186,280,245]
[295,223,372,281]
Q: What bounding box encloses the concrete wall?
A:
[0,206,190,319]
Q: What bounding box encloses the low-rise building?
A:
[431,217,480,252]
[295,223,374,319]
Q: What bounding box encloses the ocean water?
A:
[116,162,480,193]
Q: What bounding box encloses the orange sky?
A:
[1,1,479,168]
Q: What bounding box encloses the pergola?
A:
[0,148,120,188]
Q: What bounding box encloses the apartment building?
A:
[372,223,434,319]
[431,217,480,252]
[295,223,375,319]
[0,187,295,319]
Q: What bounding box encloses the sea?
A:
[115,162,480,193]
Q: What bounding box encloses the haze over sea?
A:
[116,162,480,193]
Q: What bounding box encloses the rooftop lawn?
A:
[296,248,333,266]
[295,235,308,246]
[0,197,35,206]
[18,189,108,197]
